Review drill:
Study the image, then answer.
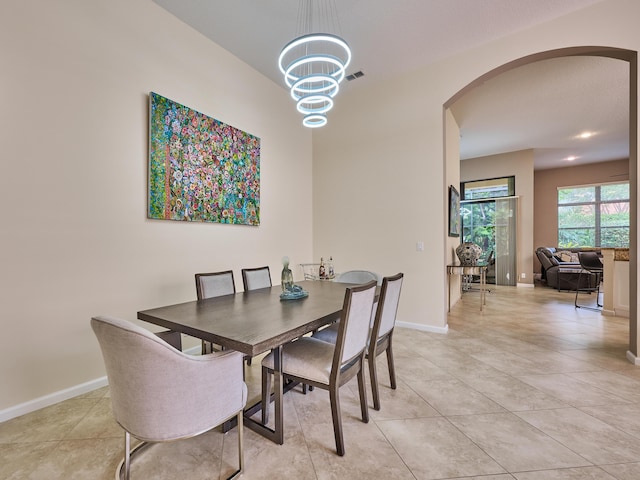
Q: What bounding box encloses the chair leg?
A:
[368,353,381,411]
[575,270,602,310]
[225,411,244,480]
[329,386,345,456]
[386,342,397,390]
[124,431,131,480]
[261,366,271,425]
[574,270,583,307]
[357,363,369,423]
[237,411,244,476]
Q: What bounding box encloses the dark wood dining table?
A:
[137,280,353,444]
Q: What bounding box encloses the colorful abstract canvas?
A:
[148,92,260,225]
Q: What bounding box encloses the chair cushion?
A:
[312,323,339,344]
[262,337,335,385]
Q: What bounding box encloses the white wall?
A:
[461,150,535,285]
[313,0,638,332]
[0,0,313,414]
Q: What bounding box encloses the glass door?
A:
[461,197,517,286]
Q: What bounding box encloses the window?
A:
[461,176,515,200]
[557,182,629,248]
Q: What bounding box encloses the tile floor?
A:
[2,284,640,479]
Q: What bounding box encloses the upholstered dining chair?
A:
[241,266,272,291]
[334,269,381,285]
[91,315,247,480]
[313,273,404,410]
[195,270,236,299]
[195,270,236,354]
[574,251,604,310]
[261,280,377,456]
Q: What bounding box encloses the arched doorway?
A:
[444,46,639,361]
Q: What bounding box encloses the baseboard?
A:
[0,376,109,423]
[517,282,535,288]
[397,320,448,334]
[0,344,202,423]
[626,350,640,365]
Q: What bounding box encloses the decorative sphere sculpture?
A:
[456,242,482,266]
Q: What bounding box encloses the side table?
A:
[447,264,488,312]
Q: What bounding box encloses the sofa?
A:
[535,247,601,290]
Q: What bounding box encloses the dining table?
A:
[137,279,357,445]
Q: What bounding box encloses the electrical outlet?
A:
[521,272,526,279]
[416,242,424,251]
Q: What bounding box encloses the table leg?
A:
[447,268,451,312]
[273,345,284,444]
[242,346,285,445]
[480,268,485,311]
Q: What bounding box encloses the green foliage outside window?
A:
[557,183,629,248]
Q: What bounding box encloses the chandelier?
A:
[278,0,351,128]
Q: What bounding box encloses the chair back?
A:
[335,270,381,285]
[241,266,272,291]
[195,270,235,300]
[333,281,377,366]
[578,251,603,272]
[90,315,245,441]
[373,273,404,339]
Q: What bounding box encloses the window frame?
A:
[557,181,629,248]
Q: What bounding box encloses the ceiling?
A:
[153,0,629,170]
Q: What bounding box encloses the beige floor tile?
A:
[566,370,640,401]
[305,421,414,480]
[0,442,59,480]
[448,412,590,472]
[461,374,568,411]
[469,351,552,376]
[513,466,618,479]
[223,426,316,480]
[421,350,508,382]
[290,379,369,429]
[579,403,640,439]
[448,476,516,480]
[599,462,640,480]
[516,373,632,407]
[27,437,122,480]
[516,408,640,464]
[406,377,506,416]
[0,399,99,443]
[65,397,122,440]
[377,417,506,479]
[349,377,441,420]
[393,351,453,382]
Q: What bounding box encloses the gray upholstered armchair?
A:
[91,315,247,480]
[334,270,381,285]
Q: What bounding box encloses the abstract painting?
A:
[449,185,460,237]
[148,92,260,225]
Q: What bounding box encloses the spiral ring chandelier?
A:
[278,1,351,128]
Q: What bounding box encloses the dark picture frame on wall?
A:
[448,185,460,237]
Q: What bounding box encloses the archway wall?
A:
[312,0,639,334]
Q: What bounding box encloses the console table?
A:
[447,264,488,312]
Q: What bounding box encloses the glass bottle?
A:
[328,256,334,278]
[281,256,293,291]
[319,257,326,279]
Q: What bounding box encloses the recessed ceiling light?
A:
[566,156,577,161]
[578,132,593,139]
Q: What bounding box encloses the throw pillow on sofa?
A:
[554,251,578,263]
